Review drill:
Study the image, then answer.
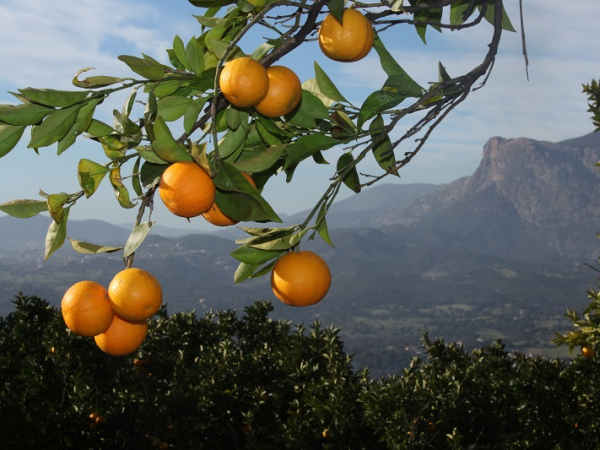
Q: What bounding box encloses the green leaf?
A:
[230,245,282,264]
[327,0,345,23]
[18,88,89,108]
[373,34,423,94]
[140,161,167,188]
[124,221,154,257]
[157,96,193,122]
[384,74,425,98]
[0,124,25,158]
[234,144,286,173]
[370,115,398,176]
[44,207,69,261]
[234,262,259,284]
[217,126,246,160]
[337,152,361,193]
[28,105,82,148]
[186,37,205,74]
[479,3,516,32]
[131,156,143,197]
[47,193,70,223]
[285,90,330,128]
[57,98,101,154]
[0,199,47,218]
[151,116,193,163]
[184,96,209,134]
[450,0,471,26]
[68,238,122,254]
[153,80,184,98]
[357,90,404,130]
[109,166,136,209]
[0,103,52,126]
[118,55,165,80]
[208,39,245,60]
[77,159,110,198]
[317,217,336,248]
[86,119,115,137]
[249,229,308,251]
[72,68,126,89]
[314,61,347,103]
[212,160,281,223]
[226,106,241,130]
[250,40,279,60]
[172,35,190,71]
[284,134,339,170]
[194,15,226,28]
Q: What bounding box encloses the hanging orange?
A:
[94,314,148,356]
[159,161,216,218]
[108,267,163,322]
[271,251,331,307]
[318,9,374,62]
[61,281,114,337]
[254,66,303,117]
[219,57,269,107]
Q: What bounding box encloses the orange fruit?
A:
[61,281,114,337]
[94,314,148,356]
[108,267,162,322]
[159,161,216,218]
[219,57,269,107]
[582,346,595,358]
[254,66,302,117]
[271,251,331,307]
[202,172,256,226]
[318,9,374,62]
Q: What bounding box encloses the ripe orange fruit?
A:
[254,66,302,117]
[582,346,595,358]
[108,267,163,322]
[94,314,148,356]
[61,281,114,337]
[271,251,331,307]
[202,172,256,226]
[159,161,216,218]
[318,9,374,62]
[219,57,269,107]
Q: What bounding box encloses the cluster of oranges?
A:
[61,268,162,356]
[152,9,374,311]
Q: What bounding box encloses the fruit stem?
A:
[124,187,156,269]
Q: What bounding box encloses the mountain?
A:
[2,132,600,376]
[373,133,600,262]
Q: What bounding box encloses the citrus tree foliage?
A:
[0,0,515,280]
[3,294,600,449]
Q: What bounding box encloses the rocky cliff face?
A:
[375,133,600,261]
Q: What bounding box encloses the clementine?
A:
[159,161,216,218]
[94,314,148,356]
[255,66,302,117]
[219,57,269,107]
[271,250,331,307]
[318,9,374,62]
[61,281,114,337]
[108,267,163,322]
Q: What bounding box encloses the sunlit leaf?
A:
[157,96,193,122]
[109,166,137,209]
[44,207,69,261]
[186,37,205,74]
[124,221,154,257]
[68,238,122,254]
[230,245,282,264]
[77,159,110,198]
[0,199,47,218]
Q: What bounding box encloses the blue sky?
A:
[0,0,598,232]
